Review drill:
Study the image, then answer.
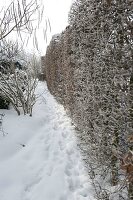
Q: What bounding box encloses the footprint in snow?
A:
[24,172,42,194]
[45,144,50,151]
[66,148,74,156]
[59,141,65,151]
[46,165,53,176]
[62,132,68,138]
[53,124,58,130]
[44,137,50,145]
[67,177,76,192]
[78,187,89,197]
[65,167,72,177]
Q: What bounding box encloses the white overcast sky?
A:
[0,0,73,55]
[39,0,73,55]
[44,0,73,34]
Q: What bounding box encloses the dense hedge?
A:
[44,0,133,199]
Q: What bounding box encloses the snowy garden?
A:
[0,82,94,200]
[0,0,133,200]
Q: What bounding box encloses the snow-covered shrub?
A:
[0,41,38,116]
[0,0,45,115]
[0,61,37,116]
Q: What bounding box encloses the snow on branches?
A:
[44,0,133,199]
[0,65,37,116]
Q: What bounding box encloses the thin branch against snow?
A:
[0,113,7,136]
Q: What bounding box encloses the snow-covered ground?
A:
[0,82,95,200]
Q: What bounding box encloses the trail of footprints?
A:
[58,126,89,199]
[45,118,89,199]
[23,113,89,200]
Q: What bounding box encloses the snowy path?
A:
[0,82,94,200]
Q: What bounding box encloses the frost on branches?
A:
[0,0,45,115]
[0,66,37,116]
[0,41,37,116]
[44,0,133,199]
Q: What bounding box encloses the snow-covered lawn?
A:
[0,82,95,200]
